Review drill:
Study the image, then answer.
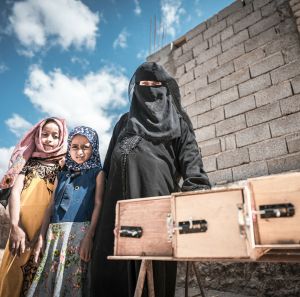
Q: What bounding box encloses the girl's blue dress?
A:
[27,167,101,297]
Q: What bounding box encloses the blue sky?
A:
[0,0,234,174]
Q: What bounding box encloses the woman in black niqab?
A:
[91,62,211,297]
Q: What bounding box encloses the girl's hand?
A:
[79,234,93,262]
[33,235,45,263]
[9,225,28,256]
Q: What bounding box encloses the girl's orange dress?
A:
[0,159,59,297]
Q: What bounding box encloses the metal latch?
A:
[256,203,295,218]
[119,226,143,238]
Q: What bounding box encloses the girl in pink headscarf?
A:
[0,117,67,297]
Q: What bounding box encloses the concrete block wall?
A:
[148,0,300,186]
[148,0,300,295]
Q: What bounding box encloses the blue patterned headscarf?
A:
[65,126,102,171]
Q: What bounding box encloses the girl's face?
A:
[41,121,60,151]
[70,135,92,164]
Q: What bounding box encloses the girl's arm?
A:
[9,173,27,256]
[80,170,105,262]
[33,178,58,263]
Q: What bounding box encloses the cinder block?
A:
[211,86,239,109]
[196,81,221,101]
[233,161,268,181]
[199,138,221,157]
[190,116,197,129]
[253,0,272,10]
[178,71,194,86]
[187,98,211,117]
[249,137,287,161]
[286,132,300,153]
[246,102,281,126]
[234,48,265,70]
[203,19,227,40]
[245,27,277,52]
[250,52,284,77]
[239,73,271,97]
[222,29,249,52]
[236,123,271,147]
[225,95,256,118]
[181,92,196,108]
[270,111,300,137]
[221,26,234,41]
[218,43,245,65]
[186,22,207,41]
[291,75,300,93]
[217,147,249,169]
[282,44,300,63]
[196,44,221,65]
[208,62,234,83]
[262,32,300,56]
[261,1,277,17]
[249,12,281,37]
[267,152,300,174]
[198,107,224,128]
[209,33,221,47]
[233,10,262,34]
[185,59,196,72]
[185,76,207,95]
[194,57,218,78]
[271,60,300,84]
[206,15,219,27]
[173,46,183,59]
[175,65,185,79]
[208,168,233,185]
[202,155,217,172]
[175,51,193,68]
[216,114,247,136]
[220,134,236,151]
[183,34,204,53]
[255,81,293,107]
[218,0,244,21]
[195,125,216,142]
[290,0,300,7]
[192,40,209,58]
[280,94,300,115]
[221,68,250,90]
[226,4,253,26]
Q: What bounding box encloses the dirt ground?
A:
[175,287,254,297]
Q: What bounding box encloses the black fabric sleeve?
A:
[103,113,128,177]
[175,119,211,191]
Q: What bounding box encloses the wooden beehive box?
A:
[114,195,172,256]
[243,172,300,260]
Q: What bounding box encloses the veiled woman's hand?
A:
[9,225,28,256]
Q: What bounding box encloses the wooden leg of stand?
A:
[185,261,190,297]
[192,262,206,297]
[146,260,155,297]
[134,259,148,297]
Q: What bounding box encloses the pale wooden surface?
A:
[115,196,172,256]
[173,189,249,258]
[248,172,300,245]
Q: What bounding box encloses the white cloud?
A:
[5,114,33,137]
[160,0,185,37]
[24,65,129,157]
[196,9,203,17]
[113,28,129,49]
[9,0,99,54]
[134,0,142,15]
[137,49,148,61]
[71,56,90,69]
[0,63,9,74]
[0,147,14,178]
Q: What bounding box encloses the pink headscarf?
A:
[0,117,68,190]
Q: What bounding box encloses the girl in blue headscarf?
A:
[27,126,105,297]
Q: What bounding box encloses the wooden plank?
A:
[173,189,249,258]
[146,260,155,297]
[134,259,147,297]
[248,172,300,245]
[115,196,172,256]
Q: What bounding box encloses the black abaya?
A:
[90,113,210,297]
